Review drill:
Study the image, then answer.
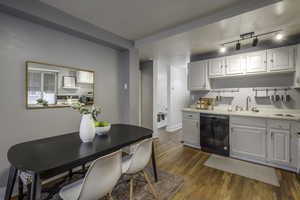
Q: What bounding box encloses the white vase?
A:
[79,114,96,143]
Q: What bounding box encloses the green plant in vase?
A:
[36,98,48,106]
[71,103,102,142]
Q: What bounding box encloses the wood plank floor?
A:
[154,129,300,200]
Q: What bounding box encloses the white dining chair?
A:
[59,150,122,200]
[122,138,159,200]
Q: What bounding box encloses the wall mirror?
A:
[26,61,95,109]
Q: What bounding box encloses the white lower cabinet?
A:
[231,125,266,161]
[230,116,297,171]
[182,112,200,148]
[267,128,290,165]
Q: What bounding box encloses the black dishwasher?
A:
[200,113,229,156]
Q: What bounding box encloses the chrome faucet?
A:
[246,96,251,111]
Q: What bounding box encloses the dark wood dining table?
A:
[5,124,157,200]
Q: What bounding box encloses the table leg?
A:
[27,184,32,200]
[151,142,158,182]
[4,166,18,200]
[30,173,41,200]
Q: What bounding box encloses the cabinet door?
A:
[209,58,225,77]
[268,46,295,72]
[188,61,209,91]
[231,125,266,161]
[182,118,200,146]
[78,71,93,84]
[268,128,290,165]
[246,50,267,73]
[225,54,246,75]
[295,45,300,88]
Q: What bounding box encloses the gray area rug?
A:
[204,155,280,186]
[42,168,184,200]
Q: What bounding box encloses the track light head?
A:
[275,33,284,41]
[219,46,227,53]
[252,37,259,47]
[236,41,241,50]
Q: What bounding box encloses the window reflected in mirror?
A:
[26,61,94,109]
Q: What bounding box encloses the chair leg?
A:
[129,178,134,200]
[142,170,159,199]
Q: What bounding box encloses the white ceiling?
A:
[40,0,300,64]
[138,0,300,61]
[40,0,243,40]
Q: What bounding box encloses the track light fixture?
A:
[252,37,258,47]
[236,41,241,50]
[220,30,282,51]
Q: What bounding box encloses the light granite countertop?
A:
[182,107,300,122]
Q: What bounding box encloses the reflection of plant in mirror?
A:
[71,103,101,121]
[36,98,48,106]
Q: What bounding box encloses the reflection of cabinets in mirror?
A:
[63,76,77,89]
[77,71,94,84]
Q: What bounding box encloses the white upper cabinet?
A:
[225,54,246,75]
[77,71,94,84]
[246,50,267,73]
[209,57,225,77]
[188,61,209,91]
[267,46,296,72]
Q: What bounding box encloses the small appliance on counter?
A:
[196,98,215,110]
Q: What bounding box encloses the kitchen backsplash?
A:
[190,73,300,110]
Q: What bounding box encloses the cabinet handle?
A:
[271,132,274,140]
[196,122,199,128]
[270,59,274,63]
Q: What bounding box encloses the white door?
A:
[182,118,200,146]
[268,128,290,165]
[268,46,295,72]
[168,67,188,131]
[188,61,208,90]
[246,50,267,73]
[231,125,266,161]
[225,54,246,75]
[209,57,225,77]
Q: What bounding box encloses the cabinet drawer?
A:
[268,120,290,130]
[231,116,267,128]
[183,112,200,120]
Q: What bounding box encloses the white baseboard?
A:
[166,123,182,132]
[230,154,297,173]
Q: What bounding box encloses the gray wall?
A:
[140,61,153,130]
[0,12,126,194]
[0,0,133,50]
